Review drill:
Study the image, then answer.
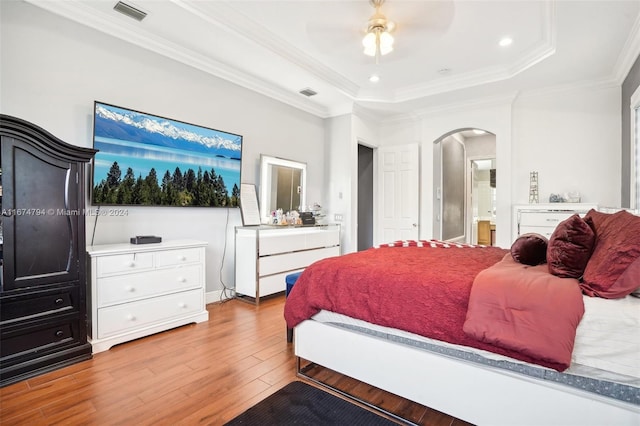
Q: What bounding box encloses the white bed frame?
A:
[294,320,640,426]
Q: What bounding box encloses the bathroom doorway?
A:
[469,157,496,245]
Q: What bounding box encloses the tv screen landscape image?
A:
[92,101,243,207]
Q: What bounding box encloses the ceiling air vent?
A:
[299,88,317,97]
[113,1,147,21]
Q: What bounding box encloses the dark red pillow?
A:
[547,214,595,279]
[511,233,548,266]
[581,210,640,298]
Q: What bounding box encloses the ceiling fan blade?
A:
[387,0,456,36]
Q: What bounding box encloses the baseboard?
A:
[206,289,234,305]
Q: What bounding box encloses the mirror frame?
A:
[259,155,307,224]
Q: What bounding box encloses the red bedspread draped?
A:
[284,243,571,371]
[464,255,585,370]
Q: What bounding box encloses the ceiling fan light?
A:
[363,32,376,47]
[379,31,393,47]
[379,31,394,55]
[363,32,377,56]
[379,44,393,55]
[363,45,377,56]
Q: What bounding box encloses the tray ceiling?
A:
[26,0,640,118]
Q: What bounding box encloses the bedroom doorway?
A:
[433,129,496,245]
[357,144,374,251]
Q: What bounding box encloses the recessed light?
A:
[499,37,513,47]
[369,74,380,83]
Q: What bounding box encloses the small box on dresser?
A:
[86,240,209,353]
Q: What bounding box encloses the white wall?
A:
[0,1,325,299]
[322,112,382,254]
[375,84,621,248]
[512,84,621,207]
[324,115,353,252]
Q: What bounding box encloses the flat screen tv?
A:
[91,101,243,207]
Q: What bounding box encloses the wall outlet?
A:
[334,214,343,222]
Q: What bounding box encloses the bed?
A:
[284,209,640,425]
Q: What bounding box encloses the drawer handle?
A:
[178,255,187,261]
[55,330,64,338]
[127,261,136,267]
[126,314,136,321]
[177,277,187,283]
[54,298,64,305]
[178,302,186,309]
[125,286,136,292]
[545,218,560,222]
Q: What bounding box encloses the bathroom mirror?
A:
[259,155,307,224]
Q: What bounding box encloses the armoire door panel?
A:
[2,140,79,291]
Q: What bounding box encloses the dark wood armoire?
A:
[0,115,97,386]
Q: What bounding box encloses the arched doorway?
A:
[433,128,496,245]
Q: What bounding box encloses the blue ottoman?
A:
[285,271,303,342]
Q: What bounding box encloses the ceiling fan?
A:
[362,0,395,62]
[305,1,455,63]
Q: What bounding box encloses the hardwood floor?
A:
[0,296,472,425]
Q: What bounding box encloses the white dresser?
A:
[235,225,340,303]
[86,240,209,353]
[512,204,598,242]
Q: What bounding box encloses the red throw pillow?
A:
[581,210,640,298]
[547,214,595,279]
[511,233,548,266]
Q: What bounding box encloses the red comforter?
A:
[284,242,582,371]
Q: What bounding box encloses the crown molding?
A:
[377,92,519,125]
[515,77,620,101]
[25,0,331,118]
[380,76,620,126]
[613,9,640,84]
[172,0,361,98]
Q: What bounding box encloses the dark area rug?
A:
[224,381,399,425]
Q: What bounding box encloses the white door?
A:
[376,144,419,244]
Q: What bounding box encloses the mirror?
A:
[260,155,307,224]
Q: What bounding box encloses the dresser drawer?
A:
[259,246,340,276]
[155,248,201,267]
[305,229,340,250]
[518,226,556,239]
[259,228,339,256]
[97,265,202,307]
[259,231,307,255]
[1,316,82,360]
[258,273,290,297]
[97,289,203,338]
[96,252,154,277]
[519,211,574,227]
[1,286,80,324]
